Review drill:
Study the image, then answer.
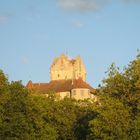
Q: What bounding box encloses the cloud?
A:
[0,15,9,23]
[0,13,13,24]
[58,0,108,12]
[71,21,84,28]
[58,0,140,12]
[123,0,140,3]
[21,56,29,65]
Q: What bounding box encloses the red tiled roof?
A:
[26,78,96,94]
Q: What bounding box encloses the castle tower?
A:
[50,54,86,81]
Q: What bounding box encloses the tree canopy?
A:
[0,54,140,139]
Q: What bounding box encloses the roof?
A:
[26,78,96,94]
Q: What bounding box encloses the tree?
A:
[0,74,58,140]
[87,95,131,140]
[97,54,140,139]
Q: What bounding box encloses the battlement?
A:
[50,54,86,81]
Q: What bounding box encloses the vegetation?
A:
[0,54,140,139]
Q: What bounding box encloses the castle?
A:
[27,54,96,100]
[50,54,86,81]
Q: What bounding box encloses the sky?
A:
[0,0,140,87]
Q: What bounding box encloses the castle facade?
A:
[50,54,86,81]
[27,54,96,100]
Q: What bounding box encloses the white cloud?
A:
[72,21,84,28]
[58,0,108,12]
[58,0,140,12]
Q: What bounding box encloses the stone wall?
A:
[56,91,71,99]
[50,54,86,81]
[71,88,91,100]
[55,89,96,100]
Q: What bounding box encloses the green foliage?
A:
[74,101,97,140]
[96,54,140,139]
[0,54,140,139]
[0,76,58,140]
[87,95,131,140]
[0,70,9,94]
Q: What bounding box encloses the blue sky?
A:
[0,0,140,87]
